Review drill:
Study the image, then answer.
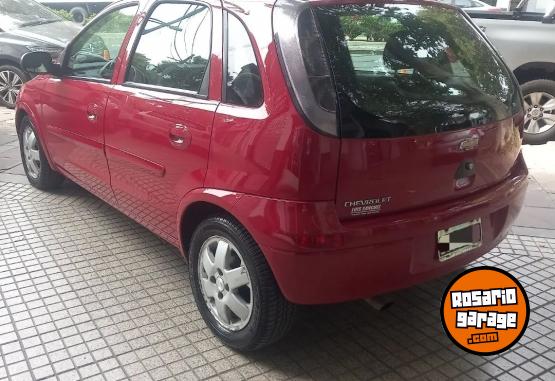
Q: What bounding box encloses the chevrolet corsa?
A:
[16,0,528,350]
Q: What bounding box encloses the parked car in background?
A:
[439,0,502,12]
[38,1,113,24]
[0,0,80,108]
[469,0,555,144]
[17,0,528,350]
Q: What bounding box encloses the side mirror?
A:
[20,51,61,76]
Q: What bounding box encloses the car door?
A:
[205,11,270,194]
[104,0,222,245]
[40,3,138,203]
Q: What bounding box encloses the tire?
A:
[189,216,296,351]
[0,65,28,109]
[70,7,88,25]
[521,79,555,145]
[19,116,64,190]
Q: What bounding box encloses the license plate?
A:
[437,219,482,262]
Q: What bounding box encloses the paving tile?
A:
[0,135,17,146]
[0,157,20,171]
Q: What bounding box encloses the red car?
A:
[17,0,528,350]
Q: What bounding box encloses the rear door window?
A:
[312,4,521,138]
[126,2,211,95]
[224,13,263,107]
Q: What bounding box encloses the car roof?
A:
[121,0,458,15]
[122,0,276,12]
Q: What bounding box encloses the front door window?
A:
[65,5,138,80]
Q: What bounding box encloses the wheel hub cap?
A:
[524,92,555,134]
[0,70,22,106]
[216,277,225,292]
[22,125,41,179]
[198,236,253,331]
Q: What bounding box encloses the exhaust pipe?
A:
[364,296,394,311]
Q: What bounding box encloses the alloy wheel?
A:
[0,70,23,107]
[22,126,41,179]
[198,236,253,331]
[524,92,555,134]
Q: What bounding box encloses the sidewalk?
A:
[515,144,555,238]
[1,108,554,381]
[0,108,24,185]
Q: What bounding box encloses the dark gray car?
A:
[0,0,80,108]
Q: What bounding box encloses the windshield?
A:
[0,0,62,31]
[312,4,521,138]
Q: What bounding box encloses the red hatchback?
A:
[17,0,528,350]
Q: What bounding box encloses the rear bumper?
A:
[233,155,528,305]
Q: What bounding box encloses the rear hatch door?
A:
[312,3,523,219]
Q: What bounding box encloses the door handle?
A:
[87,104,99,123]
[169,134,185,144]
[169,124,191,149]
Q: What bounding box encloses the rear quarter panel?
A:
[205,2,341,202]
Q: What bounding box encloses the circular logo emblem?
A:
[441,267,529,356]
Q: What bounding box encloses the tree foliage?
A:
[340,14,403,41]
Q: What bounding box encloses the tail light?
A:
[297,9,336,113]
[273,1,338,137]
[514,112,525,139]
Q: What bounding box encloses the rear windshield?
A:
[312,4,521,139]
